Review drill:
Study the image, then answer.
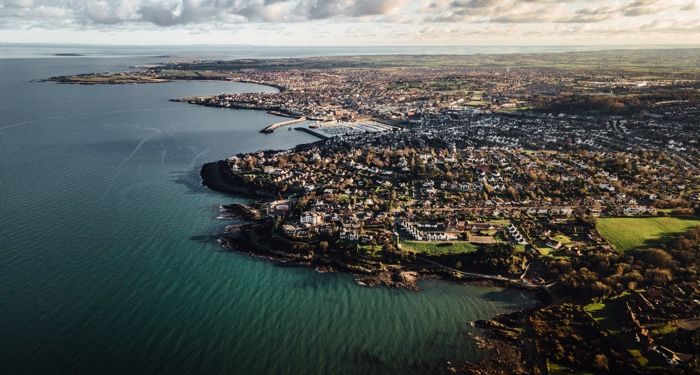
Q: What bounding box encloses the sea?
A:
[0,45,542,374]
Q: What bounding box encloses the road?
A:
[415,256,547,290]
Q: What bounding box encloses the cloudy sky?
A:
[1,0,699,45]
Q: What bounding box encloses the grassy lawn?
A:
[546,362,572,375]
[650,323,678,337]
[489,219,511,226]
[596,216,700,252]
[538,247,554,256]
[513,244,527,253]
[584,302,605,314]
[533,240,558,256]
[400,240,478,256]
[628,349,649,367]
[547,361,593,375]
[584,302,617,329]
[552,234,573,244]
[359,244,382,255]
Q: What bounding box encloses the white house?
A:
[300,211,324,226]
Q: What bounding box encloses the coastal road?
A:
[415,256,544,290]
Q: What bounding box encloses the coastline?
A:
[44,74,287,93]
[30,51,700,374]
[202,156,550,373]
[200,158,551,300]
[51,67,553,372]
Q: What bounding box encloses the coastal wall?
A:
[260,117,306,133]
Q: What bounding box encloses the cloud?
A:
[419,0,697,24]
[0,0,698,44]
[0,0,409,26]
[3,0,34,7]
[621,0,663,16]
[303,0,407,19]
[680,1,697,11]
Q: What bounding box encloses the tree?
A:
[645,267,672,286]
[383,243,397,254]
[593,354,609,371]
[294,196,310,211]
[318,241,329,253]
[638,248,673,268]
[507,186,519,200]
[528,170,539,181]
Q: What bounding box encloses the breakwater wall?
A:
[260,117,306,133]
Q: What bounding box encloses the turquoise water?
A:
[0,55,534,374]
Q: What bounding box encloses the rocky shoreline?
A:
[457,310,538,375]
[215,210,547,373]
[200,160,551,295]
[202,160,423,289]
[200,158,553,373]
[216,216,428,291]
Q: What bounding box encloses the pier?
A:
[260,117,306,133]
[295,127,330,139]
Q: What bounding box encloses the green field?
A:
[596,216,700,252]
[547,361,593,375]
[585,298,652,367]
[400,240,478,256]
[584,301,618,331]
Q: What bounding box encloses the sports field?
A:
[596,216,700,252]
[400,240,478,256]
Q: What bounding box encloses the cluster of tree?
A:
[533,89,700,116]
[231,143,695,212]
[543,226,700,301]
[530,303,632,373]
[429,243,526,276]
[665,328,700,371]
[526,227,700,374]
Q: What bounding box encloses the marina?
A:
[294,120,397,139]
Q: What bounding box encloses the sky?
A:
[0,0,699,45]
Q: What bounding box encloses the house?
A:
[300,211,324,226]
[339,230,359,241]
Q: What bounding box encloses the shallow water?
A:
[0,54,535,374]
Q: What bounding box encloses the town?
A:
[50,50,700,374]
[206,130,700,373]
[193,52,699,375]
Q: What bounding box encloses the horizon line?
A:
[3,42,700,48]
